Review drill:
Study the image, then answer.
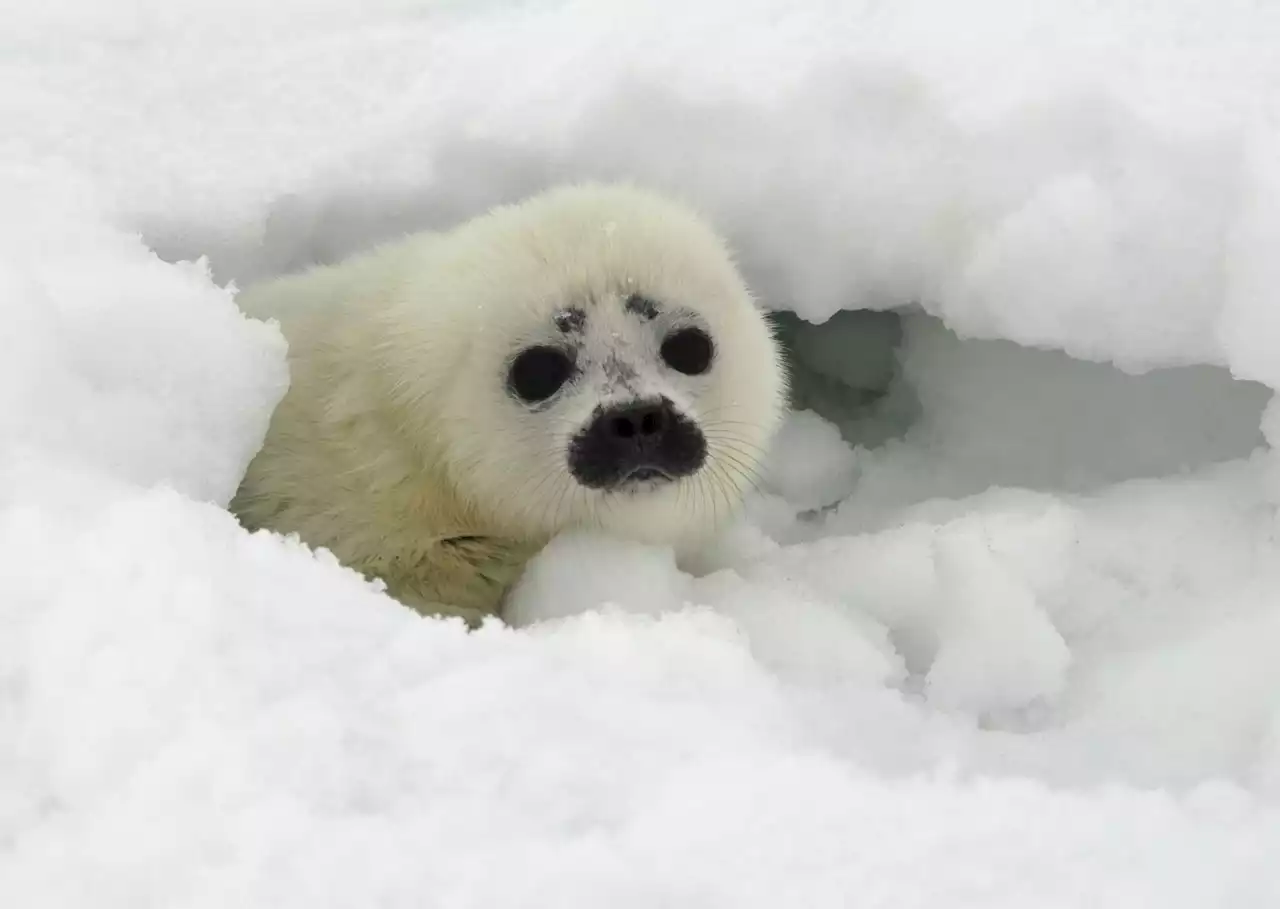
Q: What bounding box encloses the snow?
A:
[5,0,1280,904]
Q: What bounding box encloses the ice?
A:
[7,0,1280,904]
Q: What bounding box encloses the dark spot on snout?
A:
[625,294,660,321]
[602,353,638,387]
[555,307,587,334]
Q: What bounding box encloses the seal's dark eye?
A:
[660,327,714,376]
[508,346,575,403]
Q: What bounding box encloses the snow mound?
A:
[6,0,1280,904]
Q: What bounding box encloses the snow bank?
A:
[6,0,1280,904]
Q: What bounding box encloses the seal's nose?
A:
[568,397,707,490]
[601,399,669,447]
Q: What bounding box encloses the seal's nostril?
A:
[612,415,637,439]
[604,401,668,442]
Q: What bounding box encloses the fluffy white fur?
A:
[230,182,787,624]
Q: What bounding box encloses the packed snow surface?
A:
[5,0,1280,905]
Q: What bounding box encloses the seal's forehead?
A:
[549,292,664,337]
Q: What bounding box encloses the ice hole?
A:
[768,306,1271,528]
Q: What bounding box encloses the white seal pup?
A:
[230,182,787,624]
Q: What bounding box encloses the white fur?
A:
[230,182,787,622]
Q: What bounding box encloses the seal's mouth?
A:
[615,465,677,491]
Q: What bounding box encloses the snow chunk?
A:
[760,409,860,512]
[0,165,287,505]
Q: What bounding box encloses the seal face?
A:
[230,182,788,623]
[506,290,718,492]
[487,272,760,524]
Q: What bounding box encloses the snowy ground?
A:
[5,0,1280,905]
